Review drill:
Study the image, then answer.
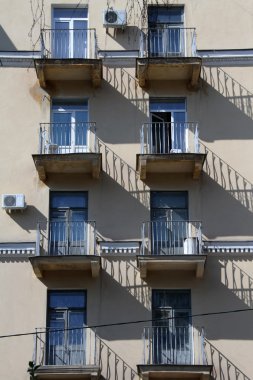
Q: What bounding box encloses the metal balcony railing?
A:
[36,220,97,256]
[34,327,98,366]
[142,326,207,366]
[142,220,202,256]
[39,122,98,154]
[40,28,97,59]
[140,122,200,155]
[140,27,197,58]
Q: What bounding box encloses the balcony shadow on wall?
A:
[7,206,47,232]
[192,255,253,342]
[201,173,253,239]
[0,25,17,50]
[201,142,253,213]
[222,260,253,310]
[95,173,148,241]
[96,269,150,341]
[102,257,150,309]
[104,26,141,51]
[98,66,148,142]
[201,66,253,141]
[201,258,253,380]
[204,337,251,380]
[98,335,140,380]
[98,139,150,208]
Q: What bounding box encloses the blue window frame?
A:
[46,290,87,365]
[51,99,89,153]
[148,6,184,57]
[49,192,88,255]
[152,290,192,365]
[53,8,88,58]
[151,192,188,255]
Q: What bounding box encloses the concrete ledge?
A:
[35,365,100,379]
[34,58,102,88]
[137,255,207,279]
[137,364,213,379]
[32,153,102,180]
[136,153,206,180]
[29,255,101,278]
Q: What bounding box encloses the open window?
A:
[150,98,187,154]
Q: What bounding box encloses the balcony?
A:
[32,122,102,180]
[33,327,100,379]
[137,326,212,379]
[136,122,206,179]
[34,29,102,88]
[136,27,202,89]
[30,220,100,278]
[138,220,206,278]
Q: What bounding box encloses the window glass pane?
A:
[52,100,88,110]
[150,99,185,112]
[153,290,191,309]
[50,192,88,209]
[148,7,183,24]
[69,311,86,327]
[54,8,88,19]
[48,291,86,309]
[151,191,188,209]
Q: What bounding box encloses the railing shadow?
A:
[200,142,253,213]
[102,258,150,309]
[98,138,150,208]
[104,66,148,114]
[221,261,253,309]
[98,336,140,380]
[204,338,251,380]
[202,66,253,120]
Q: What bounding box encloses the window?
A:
[51,99,89,153]
[148,6,184,57]
[49,192,88,255]
[152,290,192,364]
[53,8,88,58]
[150,98,186,153]
[47,290,87,365]
[151,191,188,254]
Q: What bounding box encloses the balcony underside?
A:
[32,153,102,180]
[136,57,202,89]
[34,59,102,88]
[34,365,100,379]
[137,255,206,279]
[136,153,206,180]
[29,256,101,278]
[137,365,212,380]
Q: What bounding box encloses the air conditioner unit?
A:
[2,194,26,211]
[103,10,127,28]
[170,148,182,153]
[184,237,199,255]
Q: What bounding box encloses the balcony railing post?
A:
[36,223,40,256]
[41,28,95,59]
[192,29,197,57]
[141,223,145,255]
[141,122,199,154]
[33,328,38,364]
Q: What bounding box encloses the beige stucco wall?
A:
[1,255,253,379]
[1,0,253,51]
[1,1,253,380]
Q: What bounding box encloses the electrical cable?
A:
[0,306,253,339]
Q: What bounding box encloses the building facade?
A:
[1,0,253,379]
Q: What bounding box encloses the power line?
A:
[0,307,252,339]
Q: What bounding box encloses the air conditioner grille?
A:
[4,195,16,207]
[105,10,118,24]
